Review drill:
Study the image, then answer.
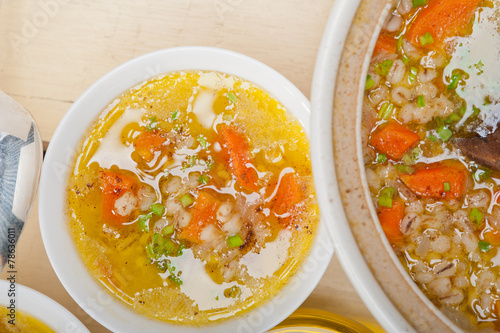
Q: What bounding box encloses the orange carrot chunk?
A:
[180,191,221,244]
[218,124,259,192]
[271,172,303,226]
[483,229,500,247]
[406,0,481,48]
[133,131,166,161]
[377,200,405,246]
[400,163,467,199]
[369,122,420,159]
[100,171,136,226]
[374,33,397,55]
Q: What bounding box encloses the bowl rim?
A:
[0,280,90,332]
[311,1,462,332]
[39,46,333,333]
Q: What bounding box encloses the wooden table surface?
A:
[0,1,384,332]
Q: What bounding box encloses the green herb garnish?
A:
[417,95,425,108]
[378,102,394,120]
[145,116,158,132]
[197,135,209,149]
[448,73,461,90]
[171,110,179,121]
[443,182,450,192]
[162,225,174,235]
[366,75,376,90]
[408,67,418,85]
[395,164,415,174]
[479,240,491,252]
[412,0,427,7]
[469,208,483,225]
[227,234,244,248]
[198,174,210,184]
[180,193,194,208]
[226,92,239,104]
[375,60,394,76]
[151,203,165,216]
[437,125,452,142]
[376,153,387,163]
[419,32,434,46]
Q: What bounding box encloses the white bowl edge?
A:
[310,2,416,333]
[39,46,333,333]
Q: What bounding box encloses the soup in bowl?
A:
[314,0,500,332]
[40,47,332,333]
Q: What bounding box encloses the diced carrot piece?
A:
[180,191,221,244]
[218,124,259,192]
[133,131,166,161]
[406,0,481,48]
[374,33,397,55]
[377,200,405,246]
[483,229,500,247]
[369,122,420,159]
[400,162,467,199]
[270,172,303,226]
[100,171,136,226]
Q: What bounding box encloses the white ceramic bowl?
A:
[0,280,89,332]
[39,46,333,333]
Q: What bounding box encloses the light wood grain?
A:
[0,1,384,332]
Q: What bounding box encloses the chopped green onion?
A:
[412,0,427,7]
[226,92,239,103]
[145,244,157,259]
[469,208,483,225]
[378,187,395,208]
[417,95,425,108]
[162,239,177,255]
[395,164,415,174]
[171,110,179,121]
[365,75,376,90]
[479,240,491,252]
[448,73,461,90]
[437,125,452,142]
[166,261,183,286]
[145,116,158,132]
[180,193,194,208]
[138,213,152,232]
[428,134,438,142]
[397,36,403,53]
[474,168,492,182]
[198,174,210,184]
[162,225,174,235]
[459,106,467,116]
[443,182,451,192]
[151,203,165,216]
[402,55,410,65]
[378,102,394,120]
[445,113,461,123]
[197,135,209,149]
[419,32,434,46]
[408,67,418,85]
[403,147,421,166]
[472,106,480,117]
[375,60,394,76]
[227,234,244,248]
[376,153,387,163]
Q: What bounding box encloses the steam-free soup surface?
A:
[364,0,500,330]
[0,307,55,333]
[67,71,318,324]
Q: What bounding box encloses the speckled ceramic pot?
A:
[311,1,459,332]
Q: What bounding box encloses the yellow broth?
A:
[0,307,55,333]
[67,71,318,324]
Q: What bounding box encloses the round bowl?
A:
[39,46,333,333]
[311,1,459,332]
[0,279,89,332]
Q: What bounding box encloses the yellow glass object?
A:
[269,308,385,333]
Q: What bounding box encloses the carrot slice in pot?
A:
[369,122,420,160]
[400,162,468,199]
[406,0,481,48]
[377,199,405,246]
